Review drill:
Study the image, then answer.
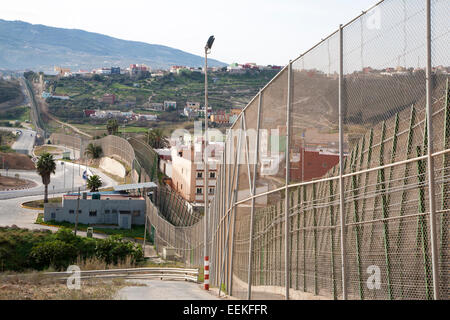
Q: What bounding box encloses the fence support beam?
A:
[284,61,293,300]
[247,91,262,300]
[338,23,348,300]
[425,0,440,300]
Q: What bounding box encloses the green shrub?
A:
[30,240,78,270]
[0,227,143,272]
[95,235,143,265]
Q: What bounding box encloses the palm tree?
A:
[84,143,103,159]
[147,128,169,149]
[87,175,102,192]
[36,153,56,203]
[106,119,119,135]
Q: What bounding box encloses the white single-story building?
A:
[44,192,146,229]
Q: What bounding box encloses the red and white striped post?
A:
[204,256,210,290]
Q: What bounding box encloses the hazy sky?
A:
[1,0,379,65]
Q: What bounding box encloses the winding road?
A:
[0,162,117,229]
[0,126,36,155]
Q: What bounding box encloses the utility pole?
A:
[62,162,65,190]
[72,161,74,192]
[203,35,215,291]
[74,187,80,236]
[143,194,148,257]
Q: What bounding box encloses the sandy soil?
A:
[0,152,35,170]
[0,176,37,191]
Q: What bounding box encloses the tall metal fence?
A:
[50,133,137,179]
[146,198,204,267]
[204,0,449,300]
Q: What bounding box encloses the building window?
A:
[105,210,111,214]
[197,172,203,179]
[89,210,97,217]
[196,188,203,195]
[209,188,215,195]
[210,172,216,179]
[69,210,75,214]
[51,212,56,220]
[133,210,140,217]
[78,210,82,214]
[112,209,117,214]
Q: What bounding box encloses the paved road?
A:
[0,126,36,155]
[0,194,112,241]
[116,280,219,300]
[0,162,116,200]
[0,163,117,231]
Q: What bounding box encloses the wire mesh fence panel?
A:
[128,137,159,181]
[291,32,340,184]
[431,0,450,300]
[256,68,288,192]
[230,201,252,299]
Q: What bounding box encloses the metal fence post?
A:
[228,118,244,296]
[219,125,242,297]
[425,0,440,300]
[284,61,293,300]
[338,23,348,300]
[247,91,262,299]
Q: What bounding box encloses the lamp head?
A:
[206,35,215,51]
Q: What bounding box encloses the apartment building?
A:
[170,140,222,205]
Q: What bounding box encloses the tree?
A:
[36,153,56,203]
[87,174,102,192]
[106,119,119,135]
[84,143,103,159]
[147,128,169,149]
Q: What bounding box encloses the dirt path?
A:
[31,82,92,139]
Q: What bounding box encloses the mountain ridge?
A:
[0,19,226,71]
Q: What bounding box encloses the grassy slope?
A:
[46,70,277,112]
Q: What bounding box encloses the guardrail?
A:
[42,267,199,283]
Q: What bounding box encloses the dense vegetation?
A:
[0,227,143,272]
[0,131,15,153]
[0,79,22,104]
[0,105,28,120]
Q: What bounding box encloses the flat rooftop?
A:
[64,193,144,201]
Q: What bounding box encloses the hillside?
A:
[41,70,279,122]
[0,79,23,105]
[0,19,226,71]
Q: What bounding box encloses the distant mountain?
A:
[0,19,226,71]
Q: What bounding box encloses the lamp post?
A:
[61,162,65,190]
[203,35,214,291]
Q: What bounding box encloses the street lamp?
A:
[61,161,65,190]
[203,35,214,291]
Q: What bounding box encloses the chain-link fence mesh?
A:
[208,0,449,300]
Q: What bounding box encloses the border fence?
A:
[206,0,449,300]
[48,0,448,300]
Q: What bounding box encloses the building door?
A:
[121,216,128,228]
